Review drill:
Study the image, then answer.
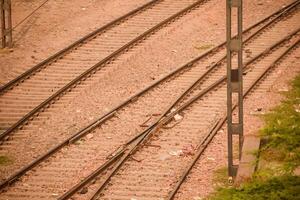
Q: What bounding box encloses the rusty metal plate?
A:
[231,123,242,135]
[230,39,241,51]
[231,69,239,82]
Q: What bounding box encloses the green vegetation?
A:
[0,155,13,166]
[212,167,229,187]
[208,75,300,200]
[260,75,300,172]
[209,175,300,200]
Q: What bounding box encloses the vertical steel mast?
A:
[0,0,12,48]
[226,0,243,178]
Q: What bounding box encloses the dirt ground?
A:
[0,0,298,199]
[41,0,295,165]
[1,0,294,136]
[174,47,300,199]
[0,0,294,85]
[0,0,150,85]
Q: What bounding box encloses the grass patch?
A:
[212,167,229,187]
[0,155,13,166]
[208,74,300,199]
[208,175,300,200]
[260,74,300,172]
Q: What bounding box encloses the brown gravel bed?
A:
[0,0,224,182]
[173,37,300,200]
[41,0,294,160]
[91,29,300,200]
[0,0,297,198]
[36,17,300,200]
[1,0,200,135]
[0,30,236,198]
[0,0,150,85]
[0,44,225,199]
[1,0,296,185]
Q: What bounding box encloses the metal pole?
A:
[226,0,243,178]
[6,0,12,47]
[0,0,5,48]
[0,0,12,48]
[237,0,244,159]
[226,0,233,177]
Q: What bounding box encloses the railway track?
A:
[67,25,300,200]
[167,38,300,200]
[0,0,208,139]
[0,0,295,186]
[0,0,219,184]
[0,1,299,199]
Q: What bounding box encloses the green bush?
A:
[261,75,300,171]
[209,175,300,200]
[208,75,300,200]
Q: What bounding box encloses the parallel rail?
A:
[0,0,159,93]
[167,31,300,200]
[0,1,299,199]
[0,0,207,141]
[74,27,300,200]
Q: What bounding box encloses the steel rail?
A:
[85,28,300,200]
[0,0,161,93]
[2,0,298,142]
[161,28,300,125]
[58,7,300,198]
[0,1,297,192]
[167,38,300,200]
[0,0,213,142]
[72,25,300,200]
[0,0,299,144]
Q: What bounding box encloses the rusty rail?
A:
[0,0,298,194]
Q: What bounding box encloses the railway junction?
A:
[0,0,299,199]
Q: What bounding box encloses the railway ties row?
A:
[63,30,300,200]
[0,1,299,199]
[1,1,229,185]
[0,0,207,139]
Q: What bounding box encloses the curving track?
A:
[0,1,299,199]
[0,0,206,140]
[83,23,300,200]
[0,0,218,185]
[169,41,300,200]
[74,15,300,200]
